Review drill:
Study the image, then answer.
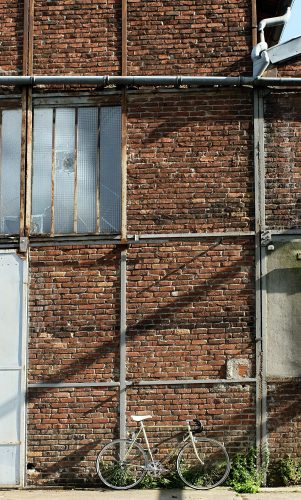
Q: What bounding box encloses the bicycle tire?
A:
[176,437,230,490]
[96,439,147,490]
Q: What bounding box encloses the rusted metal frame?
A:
[28,0,34,75]
[24,89,33,237]
[73,108,78,234]
[19,91,27,236]
[96,108,101,233]
[122,0,127,77]
[251,0,258,47]
[50,109,56,236]
[23,0,29,76]
[254,88,268,479]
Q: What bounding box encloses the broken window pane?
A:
[54,108,75,234]
[0,109,22,235]
[31,105,121,235]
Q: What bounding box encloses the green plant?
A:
[226,448,261,494]
[268,457,301,487]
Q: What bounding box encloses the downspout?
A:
[258,7,291,44]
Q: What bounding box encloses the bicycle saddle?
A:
[131,415,152,422]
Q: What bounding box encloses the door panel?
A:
[0,252,27,486]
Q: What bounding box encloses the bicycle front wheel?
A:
[96,439,147,490]
[177,437,230,490]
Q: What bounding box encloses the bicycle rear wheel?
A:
[96,439,147,490]
[177,437,230,489]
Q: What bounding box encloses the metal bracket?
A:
[261,231,272,247]
[19,237,29,253]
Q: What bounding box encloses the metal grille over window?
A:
[0,109,22,235]
[31,106,121,235]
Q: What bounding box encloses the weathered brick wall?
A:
[0,0,23,74]
[267,380,301,462]
[29,246,120,383]
[127,90,254,234]
[265,93,301,230]
[127,0,252,75]
[128,385,256,455]
[127,240,255,381]
[27,387,119,486]
[33,0,121,75]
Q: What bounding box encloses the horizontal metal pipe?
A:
[1,75,301,87]
[127,378,256,386]
[28,382,120,388]
[28,379,256,389]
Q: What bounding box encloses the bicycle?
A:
[95,415,230,490]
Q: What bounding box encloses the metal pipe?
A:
[2,75,301,87]
[28,382,120,388]
[127,378,256,386]
[119,248,127,441]
[258,7,291,44]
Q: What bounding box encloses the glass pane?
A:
[54,109,75,234]
[31,108,53,234]
[0,110,22,235]
[100,107,121,233]
[77,108,98,233]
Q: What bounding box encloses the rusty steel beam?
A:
[25,89,33,237]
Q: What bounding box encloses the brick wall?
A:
[0,0,23,74]
[27,387,119,486]
[128,384,256,455]
[127,0,252,76]
[29,246,120,383]
[267,380,301,462]
[127,240,255,381]
[265,93,301,230]
[127,90,254,234]
[33,0,121,75]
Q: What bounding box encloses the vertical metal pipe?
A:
[119,247,127,441]
[254,88,268,478]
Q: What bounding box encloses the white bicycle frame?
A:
[124,419,204,467]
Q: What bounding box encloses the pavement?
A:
[0,488,301,500]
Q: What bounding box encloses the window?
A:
[0,109,22,235]
[31,106,121,235]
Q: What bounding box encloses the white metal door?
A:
[0,251,27,486]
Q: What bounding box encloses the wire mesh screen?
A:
[31,105,121,235]
[0,109,22,235]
